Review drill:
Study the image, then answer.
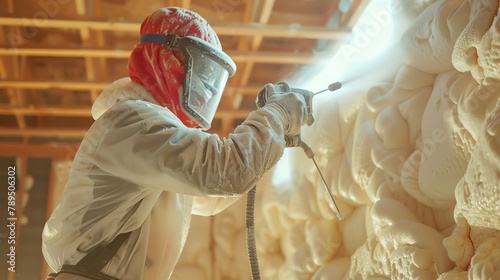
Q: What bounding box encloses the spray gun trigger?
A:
[284,134,301,148]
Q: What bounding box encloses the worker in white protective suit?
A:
[42,7,310,280]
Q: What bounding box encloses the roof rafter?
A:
[0,48,325,64]
[0,106,252,118]
[0,17,349,40]
[0,128,88,137]
[0,143,79,157]
[0,80,262,93]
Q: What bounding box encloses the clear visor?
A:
[184,45,230,130]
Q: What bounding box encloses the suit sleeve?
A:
[92,100,287,197]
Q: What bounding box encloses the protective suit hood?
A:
[91,78,159,120]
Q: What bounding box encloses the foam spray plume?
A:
[336,44,404,89]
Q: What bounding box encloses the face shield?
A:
[140,34,236,130]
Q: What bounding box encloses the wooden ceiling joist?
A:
[0,128,88,137]
[0,81,109,90]
[230,0,259,112]
[75,0,87,15]
[173,0,191,9]
[0,143,79,157]
[0,48,324,64]
[0,17,349,40]
[0,48,131,58]
[6,88,26,129]
[0,80,262,94]
[0,106,252,118]
[6,0,14,14]
[341,0,371,28]
[0,107,92,117]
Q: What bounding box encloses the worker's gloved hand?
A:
[288,86,314,126]
[256,82,315,125]
[257,83,308,136]
[255,82,290,108]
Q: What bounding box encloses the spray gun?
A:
[246,82,343,280]
[255,81,343,219]
[289,82,343,220]
[292,82,343,220]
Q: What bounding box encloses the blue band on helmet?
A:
[140,34,177,46]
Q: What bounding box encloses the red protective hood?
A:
[128,7,222,128]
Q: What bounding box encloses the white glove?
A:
[259,83,308,136]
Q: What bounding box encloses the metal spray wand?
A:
[304,81,344,220]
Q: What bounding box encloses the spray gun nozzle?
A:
[328,82,342,91]
[313,81,342,96]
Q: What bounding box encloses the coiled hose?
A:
[246,186,260,280]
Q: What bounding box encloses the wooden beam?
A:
[174,0,191,9]
[341,0,371,29]
[93,0,109,81]
[84,57,95,80]
[243,5,270,99]
[7,0,14,13]
[0,17,140,32]
[0,80,109,90]
[0,80,263,94]
[80,28,91,44]
[238,62,257,94]
[0,128,88,137]
[10,29,21,79]
[259,0,275,21]
[217,23,349,40]
[90,90,99,102]
[221,118,233,139]
[19,55,27,79]
[233,0,259,110]
[231,93,244,111]
[77,0,94,82]
[0,48,131,58]
[0,48,324,63]
[0,27,7,79]
[0,17,349,39]
[94,22,107,81]
[0,106,253,118]
[0,57,6,79]
[252,0,276,49]
[7,48,26,132]
[92,0,102,18]
[7,88,26,129]
[230,51,323,64]
[0,107,92,117]
[75,0,87,15]
[234,0,276,110]
[322,0,341,25]
[0,143,79,158]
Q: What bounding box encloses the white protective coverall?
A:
[42,78,287,279]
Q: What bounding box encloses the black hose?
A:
[246,186,260,280]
